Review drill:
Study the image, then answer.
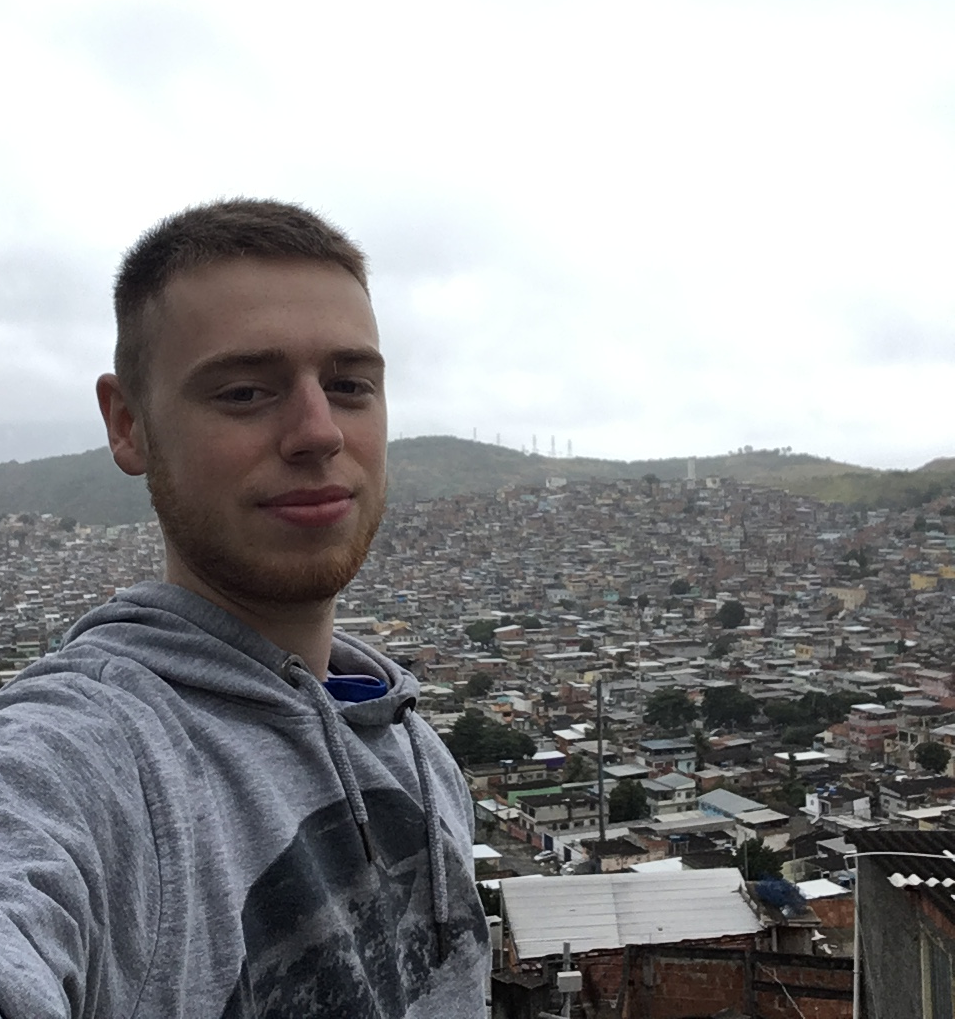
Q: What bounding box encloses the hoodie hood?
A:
[59,581,420,727]
[55,581,452,955]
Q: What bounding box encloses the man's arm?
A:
[0,679,158,1018]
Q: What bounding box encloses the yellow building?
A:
[824,586,868,611]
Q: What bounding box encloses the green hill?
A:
[1,438,953,524]
[0,448,152,526]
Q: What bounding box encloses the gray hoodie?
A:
[0,583,489,1018]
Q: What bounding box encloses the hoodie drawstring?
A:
[282,655,374,862]
[402,708,450,961]
[281,655,450,962]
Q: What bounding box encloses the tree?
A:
[800,690,857,723]
[578,637,595,653]
[702,686,757,728]
[716,600,746,629]
[873,685,897,705]
[733,836,783,880]
[709,632,738,659]
[563,754,595,783]
[694,730,711,770]
[465,672,493,698]
[669,578,690,596]
[636,593,650,610]
[645,689,697,731]
[476,882,501,918]
[781,723,822,747]
[764,701,804,726]
[465,619,497,650]
[914,741,951,774]
[59,516,77,532]
[444,711,535,765]
[608,779,649,823]
[520,615,543,630]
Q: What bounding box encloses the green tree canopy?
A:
[716,600,746,629]
[669,578,690,596]
[608,779,649,823]
[644,689,697,731]
[563,753,596,783]
[733,836,783,880]
[465,619,498,650]
[520,615,543,629]
[781,723,822,747]
[709,632,739,659]
[636,593,650,609]
[702,685,757,728]
[914,741,951,774]
[444,711,536,766]
[873,685,898,705]
[465,672,494,698]
[764,701,805,726]
[799,690,858,723]
[578,637,595,653]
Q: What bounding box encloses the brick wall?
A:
[754,957,853,1019]
[810,896,855,929]
[500,944,855,1019]
[617,945,851,1019]
[647,953,746,1018]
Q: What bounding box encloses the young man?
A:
[0,200,489,1018]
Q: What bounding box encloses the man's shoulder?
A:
[0,638,165,725]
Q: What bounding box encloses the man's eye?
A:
[327,379,373,397]
[218,386,264,403]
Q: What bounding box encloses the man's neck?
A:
[163,560,336,679]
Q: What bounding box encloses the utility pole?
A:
[537,942,581,1019]
[596,676,606,860]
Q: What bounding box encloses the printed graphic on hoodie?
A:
[220,788,483,1019]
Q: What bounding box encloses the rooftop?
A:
[500,868,762,959]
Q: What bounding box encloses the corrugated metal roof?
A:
[500,868,762,960]
[849,829,955,922]
[699,788,765,815]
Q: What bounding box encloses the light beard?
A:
[145,445,385,607]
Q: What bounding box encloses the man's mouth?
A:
[260,487,355,527]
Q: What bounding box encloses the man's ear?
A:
[96,374,148,477]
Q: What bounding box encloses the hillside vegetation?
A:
[0,437,953,524]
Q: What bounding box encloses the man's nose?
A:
[278,379,345,463]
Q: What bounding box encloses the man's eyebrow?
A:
[184,349,286,387]
[183,347,385,387]
[328,348,386,371]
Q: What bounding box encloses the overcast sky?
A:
[2,0,954,469]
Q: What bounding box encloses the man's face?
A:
[137,257,387,607]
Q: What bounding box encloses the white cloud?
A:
[1,0,955,469]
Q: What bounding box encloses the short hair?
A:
[113,198,368,404]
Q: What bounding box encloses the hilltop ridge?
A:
[0,437,953,525]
